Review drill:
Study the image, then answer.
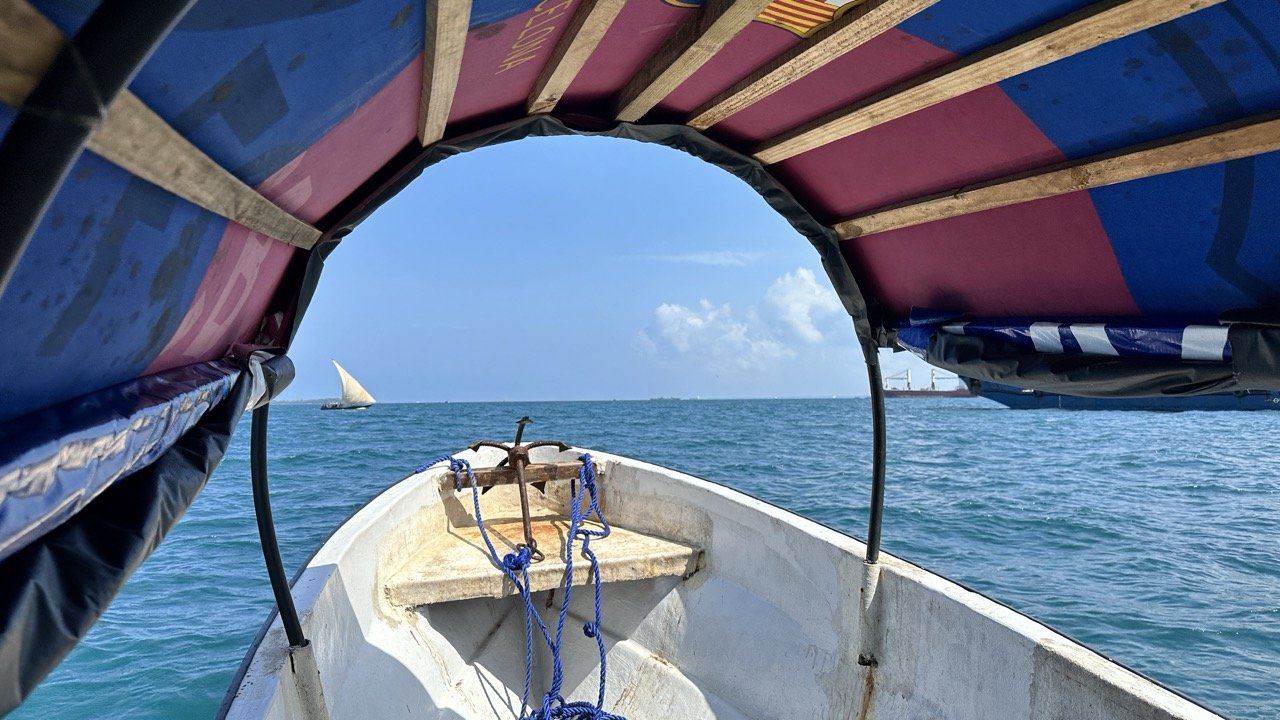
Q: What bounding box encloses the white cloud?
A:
[635,299,793,373]
[629,250,759,267]
[635,266,846,376]
[764,267,842,343]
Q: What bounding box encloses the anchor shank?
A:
[512,453,537,555]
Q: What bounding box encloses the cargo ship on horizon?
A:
[882,369,972,398]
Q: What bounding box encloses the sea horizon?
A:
[280,394,874,404]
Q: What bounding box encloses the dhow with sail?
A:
[322,361,376,410]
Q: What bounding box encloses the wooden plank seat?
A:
[383,463,702,607]
[385,518,701,606]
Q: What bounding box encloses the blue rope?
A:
[418,453,625,720]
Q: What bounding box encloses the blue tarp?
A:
[0,361,238,563]
[898,318,1233,363]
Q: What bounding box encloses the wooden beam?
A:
[420,0,472,145]
[527,0,627,115]
[834,114,1280,239]
[438,461,600,490]
[614,0,775,122]
[755,0,1223,165]
[1,0,322,248]
[686,0,936,130]
[87,93,322,248]
[0,0,63,106]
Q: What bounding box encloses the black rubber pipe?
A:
[864,344,888,564]
[0,0,193,295]
[250,404,307,648]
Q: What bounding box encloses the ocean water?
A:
[11,399,1279,719]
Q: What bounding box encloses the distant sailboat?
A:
[321,360,376,410]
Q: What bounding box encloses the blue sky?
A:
[281,136,939,402]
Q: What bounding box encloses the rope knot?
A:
[503,546,532,572]
[578,453,595,485]
[582,622,598,638]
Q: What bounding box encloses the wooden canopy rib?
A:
[0,0,62,107]
[1,0,321,249]
[614,0,776,123]
[419,0,472,145]
[754,0,1223,165]
[686,0,937,130]
[527,0,627,115]
[86,94,322,248]
[834,113,1280,239]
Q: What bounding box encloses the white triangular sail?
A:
[332,360,375,407]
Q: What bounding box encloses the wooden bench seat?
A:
[385,515,702,607]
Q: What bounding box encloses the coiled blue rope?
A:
[417,453,625,720]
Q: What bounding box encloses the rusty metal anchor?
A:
[470,417,569,564]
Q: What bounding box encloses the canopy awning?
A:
[1,0,1278,710]
[3,0,1280,423]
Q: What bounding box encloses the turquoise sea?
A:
[11,398,1279,719]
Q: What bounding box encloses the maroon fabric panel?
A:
[451,0,584,125]
[771,85,1066,219]
[559,0,690,112]
[709,28,954,145]
[656,23,801,117]
[843,192,1140,318]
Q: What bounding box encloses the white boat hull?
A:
[221,448,1219,720]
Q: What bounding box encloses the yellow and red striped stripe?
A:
[755,0,838,36]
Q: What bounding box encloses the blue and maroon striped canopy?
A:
[0,0,1278,708]
[3,0,1279,424]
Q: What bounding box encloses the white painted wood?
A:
[384,469,700,605]
[386,512,700,605]
[223,448,1224,720]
